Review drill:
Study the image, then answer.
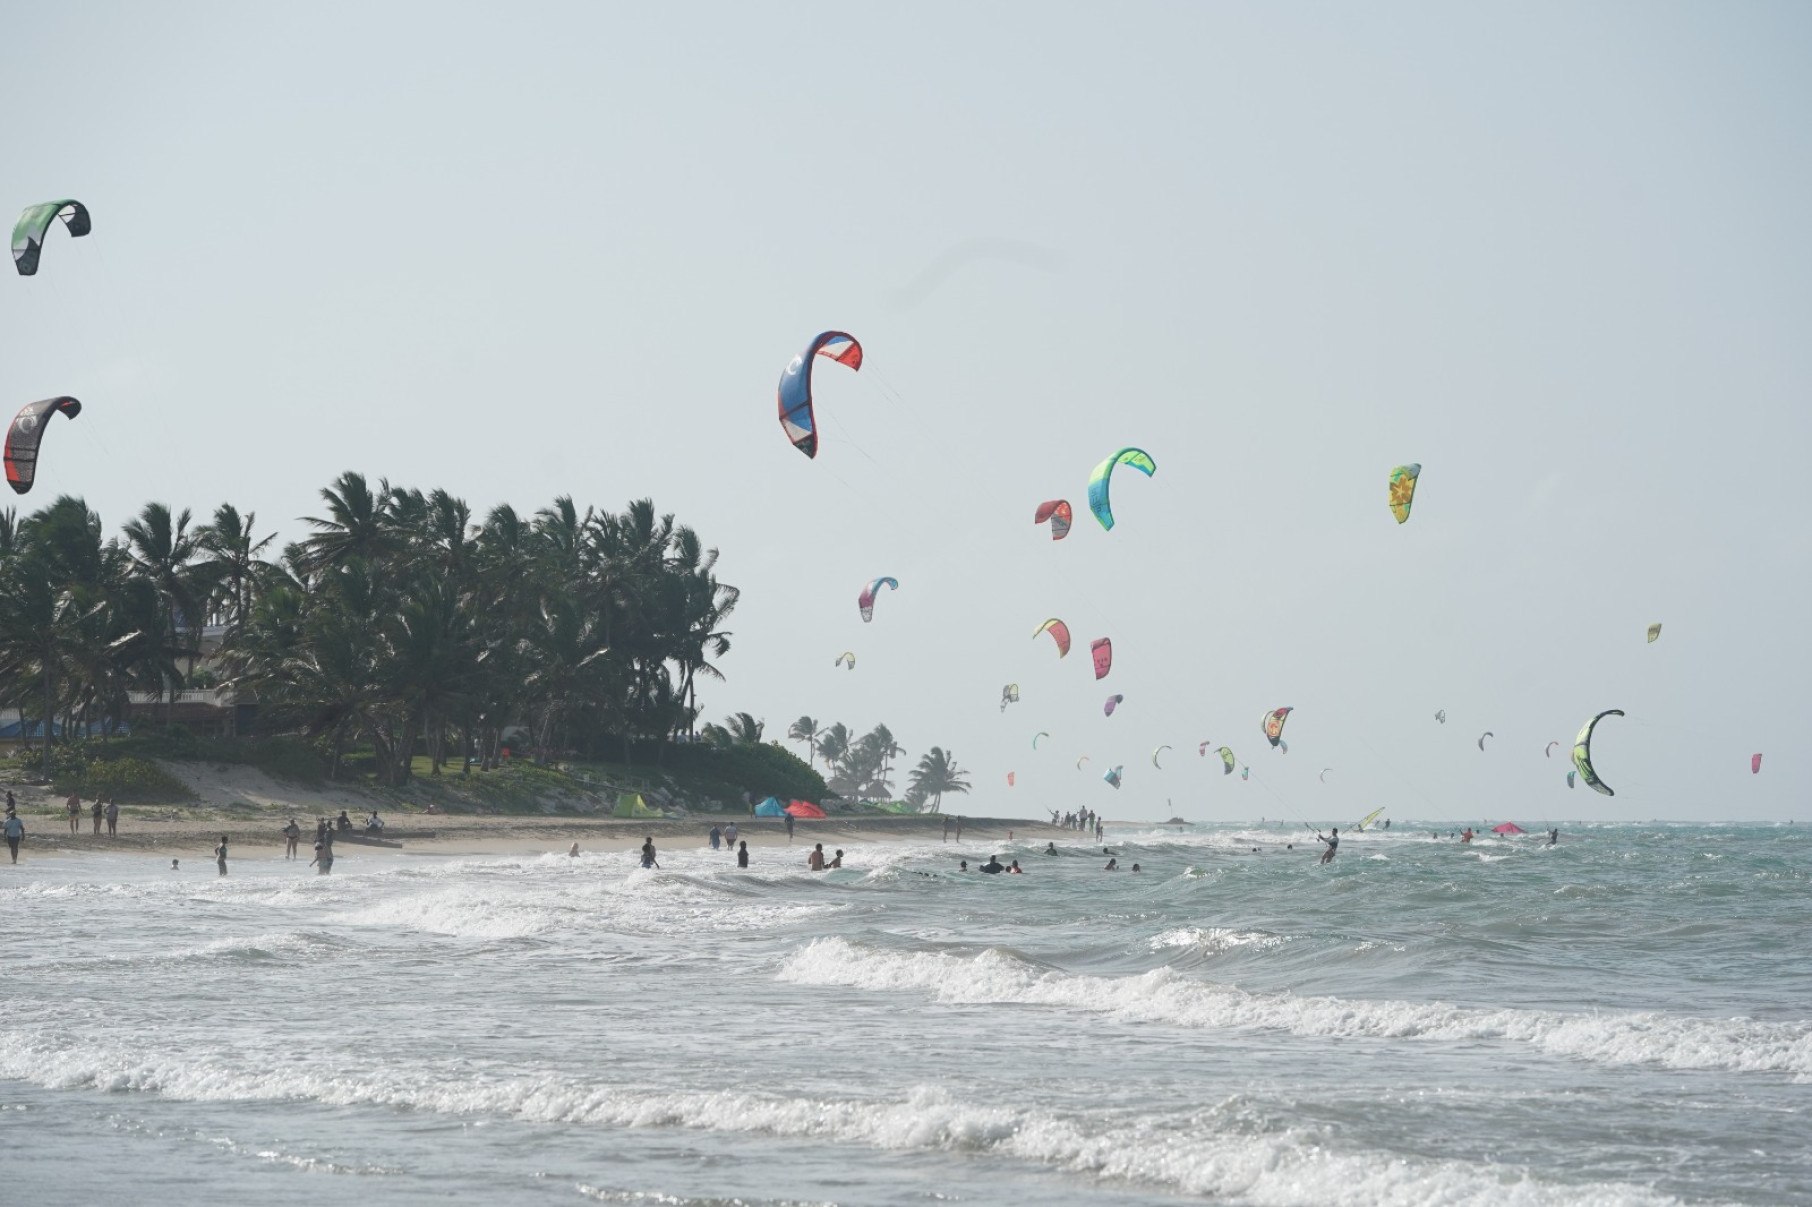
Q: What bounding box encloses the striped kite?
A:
[777,331,862,458]
[1034,500,1073,541]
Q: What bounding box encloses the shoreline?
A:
[0,813,1071,860]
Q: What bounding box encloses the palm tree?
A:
[787,716,821,766]
[193,503,274,635]
[908,746,971,813]
[301,471,393,573]
[120,502,203,694]
[724,711,764,744]
[815,722,852,777]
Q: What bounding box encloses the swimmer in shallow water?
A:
[1103,857,1118,871]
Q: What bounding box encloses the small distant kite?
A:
[1388,463,1421,524]
[1240,766,1250,781]
[1319,768,1334,783]
[5,397,82,495]
[1435,710,1446,724]
[835,651,855,670]
[1751,753,1763,775]
[1032,732,1049,750]
[1103,694,1124,717]
[13,200,90,276]
[1034,618,1072,658]
[1571,708,1624,796]
[1076,755,1091,770]
[1647,623,1662,643]
[1000,683,1020,712]
[777,331,862,458]
[1102,764,1124,789]
[857,576,898,622]
[1034,500,1073,541]
[1262,707,1292,748]
[1477,731,1494,751]
[1006,771,1016,787]
[1090,638,1113,680]
[1566,770,1577,789]
[1544,741,1559,758]
[1087,447,1156,531]
[1199,740,1212,757]
[1152,745,1171,769]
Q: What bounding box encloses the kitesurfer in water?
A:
[1318,827,1339,864]
[640,837,659,869]
[1461,828,1474,844]
[1547,827,1559,846]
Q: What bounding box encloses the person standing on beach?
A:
[90,799,103,835]
[4,807,23,863]
[66,792,81,834]
[709,825,722,850]
[215,835,229,876]
[736,840,749,868]
[283,819,300,860]
[105,798,118,838]
[784,812,795,843]
[640,836,659,869]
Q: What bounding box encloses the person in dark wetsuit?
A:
[979,855,1005,874]
[1044,841,1057,856]
[737,840,749,868]
[215,835,229,876]
[1547,827,1559,846]
[640,837,659,869]
[1319,827,1339,864]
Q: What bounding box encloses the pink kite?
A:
[1006,771,1016,787]
[1751,753,1763,775]
[1090,638,1113,680]
[784,801,827,819]
[1491,822,1525,835]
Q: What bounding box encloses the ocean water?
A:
[1,822,1807,1206]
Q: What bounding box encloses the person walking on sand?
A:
[808,842,825,871]
[784,812,795,843]
[1318,827,1340,865]
[214,835,229,876]
[104,798,118,838]
[283,818,300,860]
[736,839,749,868]
[640,836,659,869]
[4,807,23,864]
[66,792,81,834]
[90,799,103,835]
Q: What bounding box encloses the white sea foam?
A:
[1149,926,1289,955]
[0,1031,1675,1206]
[779,938,1812,1080]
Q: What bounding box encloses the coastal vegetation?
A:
[0,474,830,808]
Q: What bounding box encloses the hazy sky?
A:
[3,2,1807,822]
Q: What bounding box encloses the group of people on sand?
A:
[62,792,120,838]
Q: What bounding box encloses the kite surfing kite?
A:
[1103,694,1124,717]
[857,576,898,622]
[1034,500,1073,541]
[1034,618,1072,658]
[1388,463,1421,524]
[1262,707,1292,748]
[1152,745,1170,768]
[1000,684,1020,712]
[12,200,90,276]
[1090,638,1113,680]
[1566,770,1577,789]
[1435,710,1446,724]
[1033,732,1049,749]
[1319,768,1334,783]
[1076,755,1090,770]
[5,397,81,495]
[1647,623,1662,643]
[834,651,855,670]
[1215,746,1236,775]
[1240,766,1250,781]
[777,331,862,458]
[1545,741,1559,758]
[1006,772,1016,787]
[1477,731,1494,751]
[1087,447,1156,531]
[1571,708,1625,796]
[1102,765,1124,789]
[1492,822,1526,835]
[1198,740,1211,757]
[1752,753,1763,775]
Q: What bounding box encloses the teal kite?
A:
[1087,447,1156,531]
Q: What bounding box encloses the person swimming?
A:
[1044,841,1057,855]
[1008,860,1023,873]
[1103,858,1118,871]
[1130,863,1142,872]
